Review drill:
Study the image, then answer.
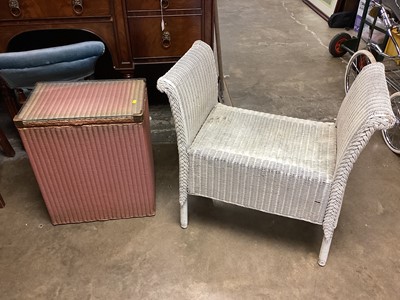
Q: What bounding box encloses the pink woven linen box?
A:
[14,80,155,225]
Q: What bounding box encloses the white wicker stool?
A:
[157,41,395,266]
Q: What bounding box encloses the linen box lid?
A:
[14,79,146,127]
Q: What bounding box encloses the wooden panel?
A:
[126,0,201,11]
[0,22,130,70]
[0,0,111,20]
[129,15,202,60]
[0,0,214,71]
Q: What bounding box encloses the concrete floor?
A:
[1,0,400,298]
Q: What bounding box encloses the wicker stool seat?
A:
[188,103,336,224]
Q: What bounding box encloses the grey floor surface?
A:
[1,0,400,299]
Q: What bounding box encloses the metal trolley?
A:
[329,0,400,153]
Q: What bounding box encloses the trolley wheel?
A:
[329,32,351,57]
[382,92,400,154]
[344,50,376,93]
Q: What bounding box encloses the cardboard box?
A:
[354,0,367,32]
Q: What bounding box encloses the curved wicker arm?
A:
[323,63,395,239]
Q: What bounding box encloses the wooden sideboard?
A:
[0,0,214,74]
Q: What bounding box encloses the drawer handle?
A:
[162,31,171,48]
[9,0,21,17]
[72,0,84,15]
[161,0,169,9]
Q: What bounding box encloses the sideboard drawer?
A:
[0,0,111,20]
[126,0,201,11]
[129,15,202,60]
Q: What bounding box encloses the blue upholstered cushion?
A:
[0,41,105,89]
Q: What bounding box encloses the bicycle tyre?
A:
[382,92,400,154]
[344,50,376,93]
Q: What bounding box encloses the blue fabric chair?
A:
[0,41,105,89]
[0,41,105,114]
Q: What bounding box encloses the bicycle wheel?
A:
[344,50,376,93]
[382,92,400,154]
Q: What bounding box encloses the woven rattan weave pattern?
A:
[157,41,395,266]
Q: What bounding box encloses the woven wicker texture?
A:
[16,80,155,225]
[16,80,145,123]
[188,103,336,224]
[157,41,395,266]
[157,41,218,207]
[324,62,396,240]
[157,41,218,147]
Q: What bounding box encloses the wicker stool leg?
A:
[180,201,188,229]
[318,235,333,267]
[179,162,189,228]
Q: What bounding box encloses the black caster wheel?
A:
[329,32,351,57]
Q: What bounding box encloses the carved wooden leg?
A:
[0,78,20,118]
[0,128,15,157]
[15,88,27,106]
[0,193,5,208]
